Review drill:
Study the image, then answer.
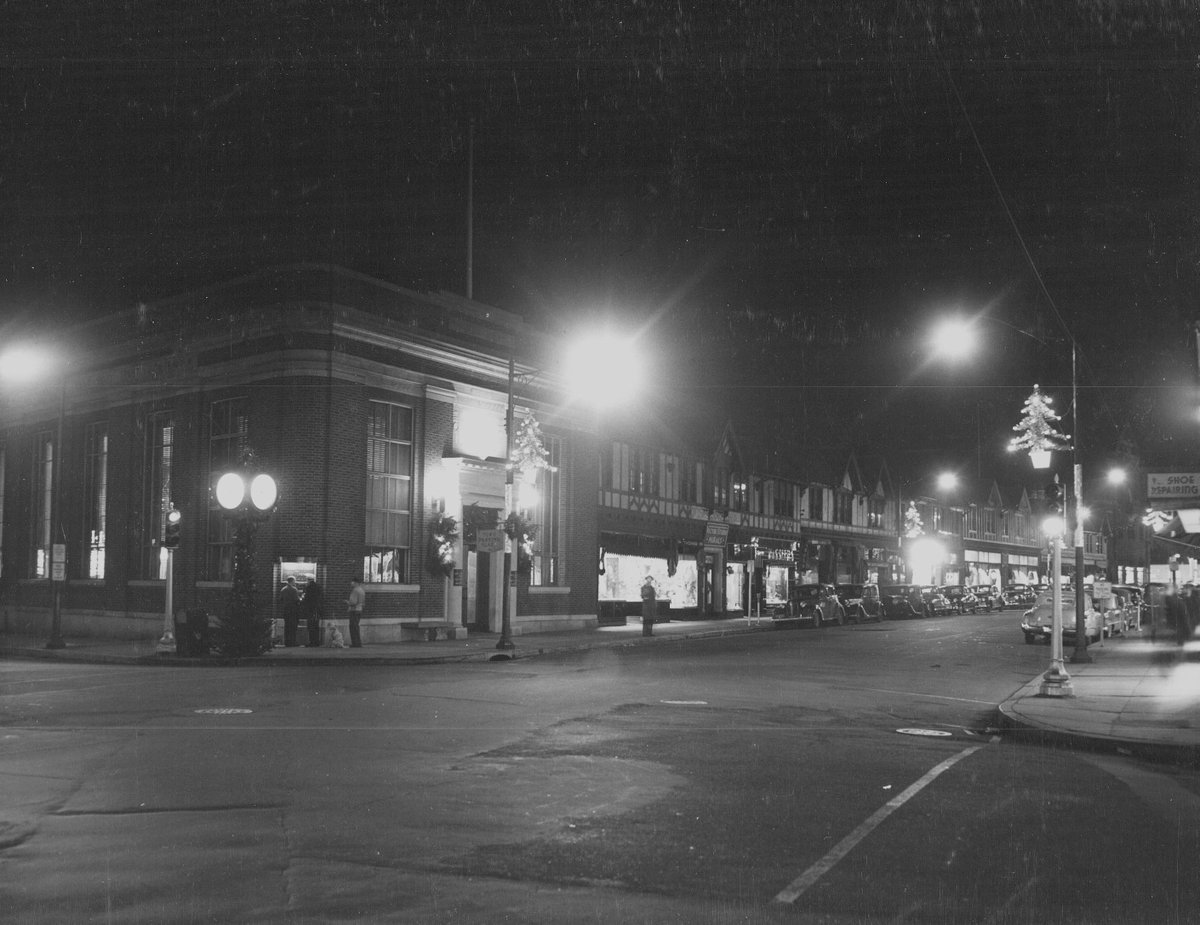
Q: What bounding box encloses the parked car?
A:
[1108,585,1146,630]
[1020,587,1124,644]
[937,585,979,614]
[920,587,956,616]
[879,584,925,619]
[970,585,1000,612]
[1000,584,1037,610]
[836,583,884,623]
[789,583,845,627]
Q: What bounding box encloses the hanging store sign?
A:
[476,529,506,553]
[1148,473,1200,500]
[703,520,730,546]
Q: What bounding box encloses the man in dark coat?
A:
[301,579,324,647]
[278,577,302,647]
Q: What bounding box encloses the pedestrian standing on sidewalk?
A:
[302,578,325,647]
[345,578,366,648]
[278,576,302,647]
[640,576,657,637]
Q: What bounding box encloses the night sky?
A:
[3,2,1199,483]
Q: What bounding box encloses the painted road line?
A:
[772,744,985,905]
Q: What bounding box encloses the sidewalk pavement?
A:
[998,625,1200,764]
[4,617,1199,762]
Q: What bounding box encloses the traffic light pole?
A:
[156,547,176,653]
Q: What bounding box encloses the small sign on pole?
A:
[51,543,66,582]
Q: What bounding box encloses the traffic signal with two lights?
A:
[1044,480,1064,515]
[164,508,182,548]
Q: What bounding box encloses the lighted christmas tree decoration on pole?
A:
[511,411,554,482]
[903,501,924,539]
[1008,385,1071,470]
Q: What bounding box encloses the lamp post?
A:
[932,317,1090,659]
[495,331,644,652]
[213,455,278,657]
[0,346,67,649]
[1039,514,1073,696]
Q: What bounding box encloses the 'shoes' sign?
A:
[1148,473,1200,500]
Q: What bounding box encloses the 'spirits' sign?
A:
[1148,473,1200,499]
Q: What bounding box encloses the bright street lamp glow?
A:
[563,332,643,409]
[936,471,958,491]
[0,345,56,384]
[215,472,246,510]
[1106,467,1128,486]
[929,318,978,362]
[249,473,278,511]
[1043,515,1066,537]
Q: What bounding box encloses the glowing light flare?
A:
[1106,467,1128,487]
[0,345,57,384]
[936,472,958,491]
[563,332,643,409]
[1043,515,1066,537]
[928,318,979,362]
[907,536,945,585]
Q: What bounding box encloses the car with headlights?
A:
[836,583,883,623]
[938,585,979,614]
[789,583,845,627]
[879,584,925,619]
[1000,584,1037,610]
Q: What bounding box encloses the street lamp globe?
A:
[1043,515,1066,537]
[216,472,247,510]
[249,473,278,511]
[1106,467,1128,487]
[936,471,958,491]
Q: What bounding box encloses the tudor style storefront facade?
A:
[0,265,600,642]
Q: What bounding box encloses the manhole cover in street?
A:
[193,708,253,715]
[896,728,952,737]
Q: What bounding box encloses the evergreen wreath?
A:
[426,514,459,578]
[503,511,538,574]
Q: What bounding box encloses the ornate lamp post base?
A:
[1038,664,1074,697]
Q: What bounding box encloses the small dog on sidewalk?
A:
[326,624,346,648]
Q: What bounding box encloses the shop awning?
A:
[1151,509,1200,549]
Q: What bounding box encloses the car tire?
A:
[1024,633,1035,644]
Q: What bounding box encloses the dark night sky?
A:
[3,2,1199,482]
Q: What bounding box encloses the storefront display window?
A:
[764,564,789,605]
[600,553,697,607]
[725,562,745,612]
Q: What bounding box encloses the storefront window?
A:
[725,562,745,611]
[599,553,697,607]
[764,564,789,605]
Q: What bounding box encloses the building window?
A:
[867,496,885,528]
[363,401,413,583]
[31,431,53,578]
[773,483,795,518]
[834,491,853,525]
[206,398,249,581]
[142,413,174,579]
[529,436,561,586]
[679,460,696,504]
[712,468,729,509]
[82,423,107,579]
[731,478,748,511]
[807,486,824,522]
[629,446,659,496]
